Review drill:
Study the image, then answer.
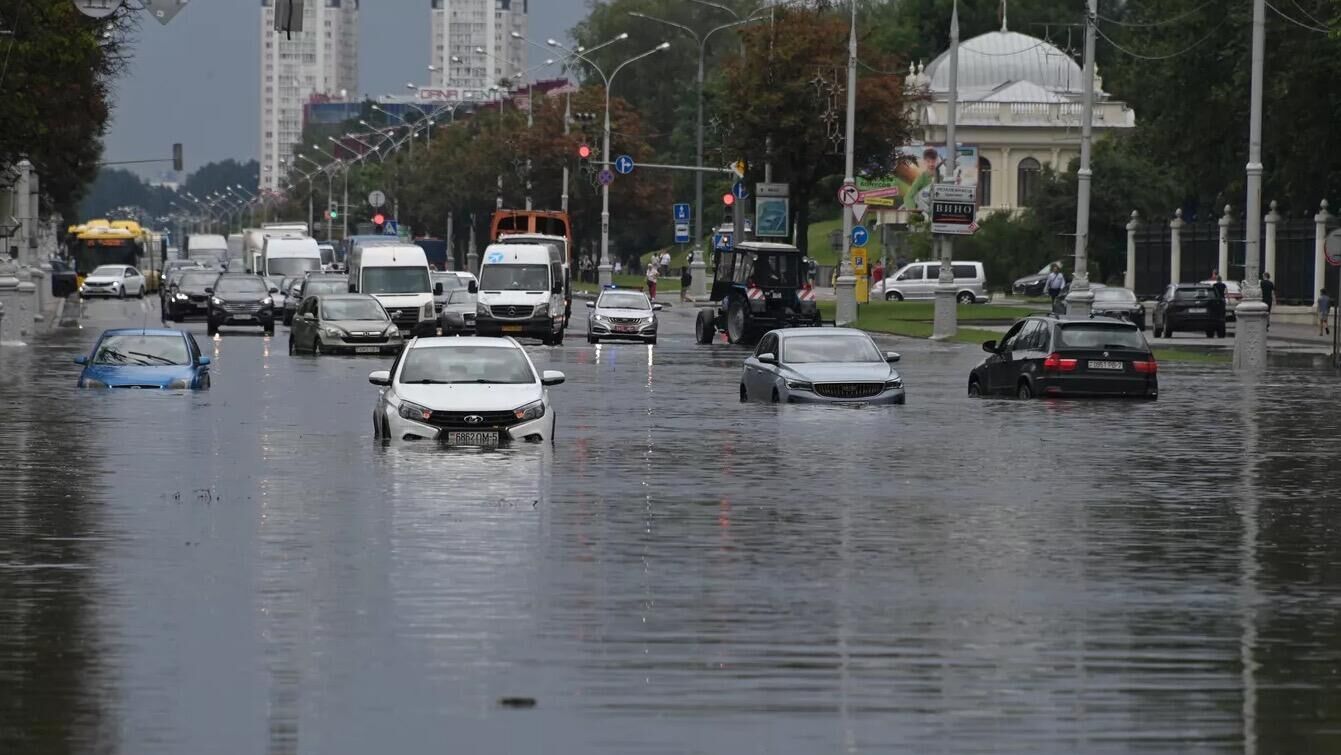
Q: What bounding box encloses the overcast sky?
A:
[104,0,588,179]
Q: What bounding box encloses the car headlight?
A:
[260,297,274,307]
[109,281,120,288]
[477,302,490,316]
[591,313,608,323]
[322,325,347,338]
[513,399,546,421]
[173,292,188,301]
[884,378,903,390]
[535,302,549,317]
[421,302,435,320]
[167,377,192,389]
[384,324,400,337]
[82,377,108,388]
[210,297,223,306]
[398,400,432,422]
[786,380,813,391]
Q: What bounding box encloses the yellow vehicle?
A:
[66,220,164,290]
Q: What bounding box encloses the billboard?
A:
[857,144,978,213]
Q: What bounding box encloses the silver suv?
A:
[873,260,988,304]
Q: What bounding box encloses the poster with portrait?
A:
[857,144,978,214]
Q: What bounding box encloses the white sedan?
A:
[369,336,565,445]
[80,264,147,298]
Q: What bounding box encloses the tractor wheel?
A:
[726,296,749,344]
[695,309,716,344]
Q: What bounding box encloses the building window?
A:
[978,157,992,207]
[1017,157,1041,206]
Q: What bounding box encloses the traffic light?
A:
[722,192,735,224]
[330,205,339,220]
[172,143,183,172]
[578,144,591,159]
[372,212,385,233]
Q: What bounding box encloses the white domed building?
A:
[907,27,1136,215]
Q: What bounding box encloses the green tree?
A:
[183,160,260,201]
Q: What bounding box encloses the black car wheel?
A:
[968,378,981,398]
[287,336,295,355]
[1218,324,1227,338]
[264,325,275,337]
[312,339,323,356]
[739,384,748,403]
[207,321,218,337]
[771,387,781,403]
[588,334,598,345]
[1017,381,1034,400]
[885,291,903,302]
[283,311,293,326]
[1206,329,1214,338]
[957,292,975,305]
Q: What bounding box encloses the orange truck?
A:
[490,209,574,326]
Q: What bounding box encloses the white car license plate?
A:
[1187,307,1206,313]
[615,325,636,333]
[1089,360,1123,370]
[355,346,379,354]
[233,314,253,321]
[446,431,499,447]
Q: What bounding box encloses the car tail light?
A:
[1043,353,1078,372]
[1132,359,1158,374]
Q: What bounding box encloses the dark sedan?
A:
[1152,283,1226,338]
[1090,286,1146,330]
[1012,262,1062,297]
[164,270,220,321]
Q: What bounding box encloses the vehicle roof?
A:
[1034,314,1139,327]
[309,293,376,302]
[432,270,475,277]
[498,232,566,243]
[774,327,868,338]
[408,335,521,350]
[90,263,132,269]
[734,241,802,253]
[101,327,186,337]
[1175,282,1215,288]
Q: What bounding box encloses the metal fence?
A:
[1133,217,1318,304]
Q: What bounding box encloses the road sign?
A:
[838,183,859,206]
[614,155,635,175]
[673,203,691,222]
[674,223,691,244]
[755,182,788,198]
[383,220,399,236]
[733,160,747,178]
[851,225,869,247]
[367,190,386,208]
[852,203,868,224]
[755,197,789,238]
[930,183,978,235]
[144,0,190,25]
[1326,230,1341,265]
[598,169,614,186]
[732,180,750,200]
[74,0,121,18]
[859,186,900,202]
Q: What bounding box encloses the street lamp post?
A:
[1065,0,1098,319]
[551,39,670,286]
[930,0,961,338]
[836,0,861,326]
[1233,0,1270,371]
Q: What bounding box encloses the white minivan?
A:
[475,243,567,345]
[347,243,438,336]
[875,260,989,303]
[260,235,323,279]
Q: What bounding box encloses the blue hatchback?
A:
[75,328,212,389]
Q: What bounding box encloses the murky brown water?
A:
[2,298,1339,753]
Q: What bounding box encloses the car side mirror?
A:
[982,340,998,353]
[203,287,213,294]
[468,281,478,294]
[434,282,444,295]
[197,356,211,366]
[885,351,901,363]
[757,352,777,365]
[368,370,391,386]
[585,301,595,308]
[348,284,357,293]
[299,312,314,321]
[653,304,663,311]
[73,355,88,365]
[269,287,279,294]
[541,370,566,386]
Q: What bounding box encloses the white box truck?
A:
[347,242,438,336]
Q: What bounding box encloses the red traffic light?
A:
[722,193,735,206]
[373,213,386,225]
[578,144,592,159]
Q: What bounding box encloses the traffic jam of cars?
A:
[75,216,1208,446]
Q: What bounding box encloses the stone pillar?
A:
[1217,205,1231,280]
[1315,200,1331,307]
[30,266,47,324]
[1169,209,1184,287]
[1125,211,1139,291]
[466,215,479,275]
[690,258,707,300]
[1001,147,1013,209]
[0,273,34,343]
[1264,200,1280,280]
[13,161,33,268]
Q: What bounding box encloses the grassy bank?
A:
[573,274,682,296]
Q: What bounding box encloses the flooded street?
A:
[3,299,1340,754]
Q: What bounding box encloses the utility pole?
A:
[835,0,859,326]
[561,91,571,213]
[1233,0,1269,371]
[446,213,454,270]
[1065,0,1098,318]
[931,0,960,339]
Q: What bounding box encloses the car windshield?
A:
[598,292,650,310]
[479,264,549,291]
[363,266,431,294]
[1058,324,1147,350]
[751,253,801,287]
[1093,288,1137,303]
[782,335,883,363]
[215,277,267,295]
[446,290,474,305]
[398,345,536,384]
[177,272,217,288]
[267,257,321,277]
[91,265,123,276]
[433,274,466,290]
[305,279,348,296]
[1174,287,1215,301]
[319,247,335,265]
[93,334,190,366]
[322,299,386,321]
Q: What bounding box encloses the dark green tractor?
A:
[695,242,822,346]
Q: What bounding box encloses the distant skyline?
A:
[104,0,586,179]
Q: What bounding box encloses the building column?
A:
[1264,200,1280,280]
[1001,147,1012,210]
[1218,205,1231,280]
[1315,199,1331,307]
[1169,208,1184,287]
[1125,210,1139,291]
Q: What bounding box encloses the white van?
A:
[497,232,572,325]
[347,243,437,336]
[475,243,567,345]
[261,236,323,279]
[186,234,228,266]
[261,222,310,235]
[226,234,244,269]
[876,260,989,303]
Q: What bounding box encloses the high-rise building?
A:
[429,0,527,99]
[258,0,360,192]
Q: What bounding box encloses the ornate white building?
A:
[908,27,1136,214]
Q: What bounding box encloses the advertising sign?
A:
[930,184,977,235]
[755,197,789,238]
[857,144,978,212]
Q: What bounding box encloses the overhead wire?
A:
[1287,0,1332,27]
[1096,0,1218,27]
[1093,19,1230,60]
[1263,0,1331,32]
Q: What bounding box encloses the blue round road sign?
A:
[598,169,614,186]
[851,225,869,247]
[614,155,635,174]
[732,180,750,200]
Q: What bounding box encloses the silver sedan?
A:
[739,327,906,404]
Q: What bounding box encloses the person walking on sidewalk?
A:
[1260,272,1276,330]
[646,263,660,301]
[680,265,691,302]
[1045,264,1066,310]
[1319,289,1332,336]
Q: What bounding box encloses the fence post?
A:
[1125,210,1139,291]
[1218,205,1231,279]
[1169,209,1184,287]
[1315,199,1331,307]
[1264,200,1280,281]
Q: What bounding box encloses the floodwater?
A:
[2,298,1340,754]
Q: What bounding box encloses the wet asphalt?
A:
[2,295,1341,754]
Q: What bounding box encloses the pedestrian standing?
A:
[872,259,885,285]
[680,265,691,302]
[613,259,623,276]
[1260,272,1275,330]
[1210,270,1227,301]
[646,262,660,301]
[1319,289,1332,336]
[1045,263,1066,307]
[659,251,671,276]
